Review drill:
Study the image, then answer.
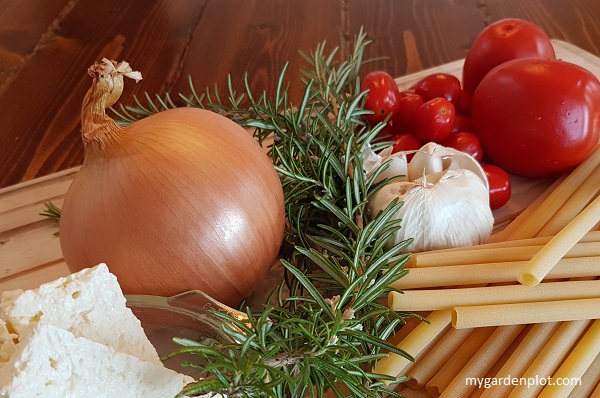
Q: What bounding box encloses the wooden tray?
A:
[2,39,600,294]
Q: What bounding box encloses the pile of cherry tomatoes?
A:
[361,69,511,210]
[361,18,600,210]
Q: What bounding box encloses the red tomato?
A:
[472,57,600,178]
[391,133,423,154]
[361,71,401,125]
[413,73,461,106]
[441,132,483,162]
[413,98,455,143]
[456,90,473,116]
[391,92,424,134]
[462,18,555,95]
[482,164,511,210]
[451,114,473,133]
[373,122,397,142]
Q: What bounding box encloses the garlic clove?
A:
[375,153,410,184]
[364,145,410,184]
[407,143,445,181]
[415,142,488,189]
[362,144,384,176]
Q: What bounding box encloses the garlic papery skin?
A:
[410,142,488,188]
[363,145,409,184]
[368,169,494,252]
[365,142,488,189]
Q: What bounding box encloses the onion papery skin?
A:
[60,105,285,307]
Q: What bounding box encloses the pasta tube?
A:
[452,298,600,329]
[389,280,600,312]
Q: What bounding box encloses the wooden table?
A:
[2,0,600,189]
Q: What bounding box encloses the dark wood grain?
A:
[173,0,344,111]
[2,0,600,189]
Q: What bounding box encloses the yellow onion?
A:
[60,59,285,306]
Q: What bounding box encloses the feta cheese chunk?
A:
[0,320,16,365]
[0,264,160,364]
[0,323,193,398]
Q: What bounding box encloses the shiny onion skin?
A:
[60,59,285,306]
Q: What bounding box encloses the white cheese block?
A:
[0,323,193,398]
[0,320,16,364]
[0,263,160,365]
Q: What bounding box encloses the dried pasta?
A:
[405,327,474,389]
[452,299,600,329]
[393,256,600,289]
[425,327,496,397]
[479,322,561,398]
[373,310,451,381]
[389,280,600,312]
[507,320,592,398]
[441,324,525,398]
[518,194,600,286]
[507,144,600,240]
[537,319,600,398]
[407,238,600,268]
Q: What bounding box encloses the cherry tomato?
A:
[413,73,461,106]
[440,132,483,162]
[482,164,511,210]
[472,57,600,178]
[412,98,455,143]
[451,114,473,133]
[456,90,473,116]
[361,71,401,125]
[391,91,424,134]
[391,133,423,155]
[462,18,555,95]
[373,122,397,142]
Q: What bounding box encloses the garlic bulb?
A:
[366,143,493,252]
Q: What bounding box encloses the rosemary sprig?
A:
[40,201,62,222]
[115,29,415,397]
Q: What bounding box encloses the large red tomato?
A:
[471,57,600,178]
[462,18,555,95]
